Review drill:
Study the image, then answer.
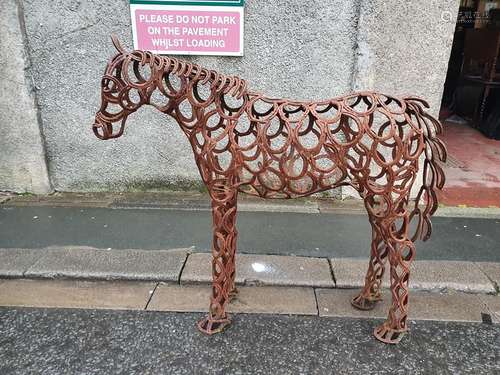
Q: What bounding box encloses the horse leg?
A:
[197,183,238,335]
[351,222,388,310]
[351,195,389,310]
[228,269,239,301]
[373,211,415,344]
[228,232,238,302]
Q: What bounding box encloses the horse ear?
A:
[111,34,126,54]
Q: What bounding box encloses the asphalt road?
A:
[1,206,500,261]
[0,307,498,374]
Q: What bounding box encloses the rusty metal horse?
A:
[93,36,446,344]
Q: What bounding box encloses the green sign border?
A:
[130,0,244,6]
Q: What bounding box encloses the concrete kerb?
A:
[4,192,321,214]
[4,192,500,218]
[0,192,13,204]
[475,262,500,293]
[180,253,334,287]
[0,247,497,295]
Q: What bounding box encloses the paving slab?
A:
[478,294,500,323]
[330,258,380,288]
[147,283,209,312]
[0,279,155,310]
[476,262,500,291]
[0,248,40,277]
[24,247,189,281]
[316,289,487,322]
[181,253,334,287]
[331,258,496,293]
[148,284,317,315]
[229,285,317,315]
[316,288,387,319]
[411,260,495,294]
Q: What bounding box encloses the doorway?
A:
[439,0,500,207]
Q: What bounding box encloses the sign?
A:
[130,0,244,56]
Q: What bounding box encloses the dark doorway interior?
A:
[438,0,500,207]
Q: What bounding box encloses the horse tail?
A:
[405,97,447,242]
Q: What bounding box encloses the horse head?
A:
[93,35,248,141]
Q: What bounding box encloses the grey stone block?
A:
[0,248,41,277]
[0,193,13,204]
[331,258,496,294]
[181,253,334,287]
[148,283,317,315]
[411,261,495,294]
[0,279,155,310]
[25,247,188,281]
[475,262,500,291]
[330,258,386,288]
[477,294,500,324]
[0,0,51,194]
[148,283,209,313]
[229,286,317,315]
[317,289,486,323]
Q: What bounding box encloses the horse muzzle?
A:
[92,115,125,140]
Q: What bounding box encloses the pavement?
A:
[1,192,499,296]
[0,192,499,373]
[0,192,499,305]
[2,194,500,262]
[1,307,499,374]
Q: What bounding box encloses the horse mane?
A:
[109,35,248,99]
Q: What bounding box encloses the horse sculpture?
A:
[93,36,446,344]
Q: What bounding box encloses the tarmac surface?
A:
[0,307,498,374]
[1,206,500,261]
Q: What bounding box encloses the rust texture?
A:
[93,36,447,344]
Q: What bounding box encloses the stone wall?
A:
[0,0,460,193]
[0,0,51,193]
[343,0,460,198]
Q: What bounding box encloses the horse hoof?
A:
[373,323,407,344]
[197,315,231,335]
